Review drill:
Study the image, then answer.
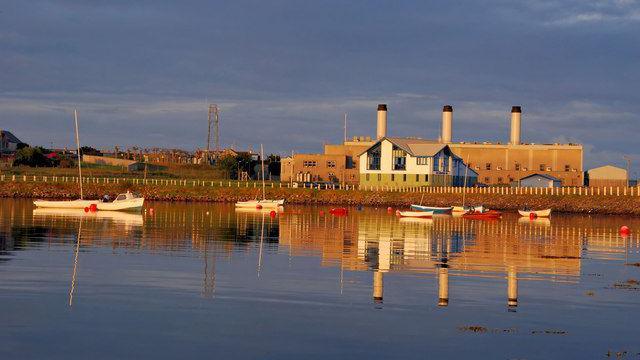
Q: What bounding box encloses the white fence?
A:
[1,174,639,196]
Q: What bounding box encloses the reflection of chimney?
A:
[373,271,383,303]
[510,106,522,145]
[441,105,453,143]
[376,104,387,139]
[507,268,518,308]
[438,266,449,307]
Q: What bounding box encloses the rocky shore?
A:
[1,181,639,215]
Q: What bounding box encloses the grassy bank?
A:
[1,181,639,215]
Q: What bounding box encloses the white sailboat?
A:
[33,110,144,212]
[235,144,284,209]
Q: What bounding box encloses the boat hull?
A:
[396,210,434,218]
[518,209,552,218]
[462,210,502,219]
[33,199,98,209]
[33,197,145,212]
[410,205,453,214]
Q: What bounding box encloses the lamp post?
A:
[623,155,631,187]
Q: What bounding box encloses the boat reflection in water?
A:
[1,200,638,310]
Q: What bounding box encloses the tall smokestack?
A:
[376,104,387,139]
[441,105,453,143]
[510,106,522,145]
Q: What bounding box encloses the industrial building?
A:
[517,173,562,188]
[280,136,373,184]
[586,165,628,187]
[441,106,584,186]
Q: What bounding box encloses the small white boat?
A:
[34,192,145,212]
[396,210,434,218]
[235,199,285,208]
[518,209,552,218]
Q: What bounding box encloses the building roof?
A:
[587,165,626,173]
[519,173,562,182]
[360,137,452,157]
[1,130,23,144]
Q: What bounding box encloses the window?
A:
[539,164,545,171]
[367,144,381,170]
[546,166,552,172]
[391,174,395,181]
[392,146,406,170]
[484,177,490,183]
[515,163,521,171]
[326,160,336,168]
[416,174,420,182]
[366,174,370,181]
[497,177,503,184]
[417,156,428,165]
[303,161,317,167]
[485,163,492,170]
[346,156,354,169]
[424,174,429,182]
[564,164,570,172]
[403,174,407,182]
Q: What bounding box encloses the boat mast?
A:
[74,109,84,200]
[461,154,470,208]
[261,144,266,200]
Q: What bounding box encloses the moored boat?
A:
[518,209,552,218]
[453,205,485,214]
[410,205,453,214]
[396,210,434,218]
[235,199,285,209]
[34,192,145,212]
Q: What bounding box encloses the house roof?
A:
[1,130,23,144]
[359,137,451,157]
[519,173,561,182]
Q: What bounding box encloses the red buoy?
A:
[319,210,325,216]
[269,210,276,217]
[89,203,98,212]
[529,212,537,220]
[84,207,89,213]
[620,226,631,235]
[387,207,393,212]
[256,204,263,209]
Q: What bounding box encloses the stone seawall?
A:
[1,181,639,215]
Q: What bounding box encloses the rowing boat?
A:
[410,205,453,214]
[462,209,502,219]
[34,191,145,212]
[518,209,552,217]
[396,210,434,218]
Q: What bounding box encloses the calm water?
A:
[1,199,640,359]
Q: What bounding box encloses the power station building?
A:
[441,106,584,186]
[358,104,583,187]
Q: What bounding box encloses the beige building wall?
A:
[448,143,583,186]
[280,138,373,184]
[587,165,628,187]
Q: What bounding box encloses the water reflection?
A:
[0,199,639,309]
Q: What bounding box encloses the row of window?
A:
[303,160,337,168]
[476,163,575,172]
[366,174,430,182]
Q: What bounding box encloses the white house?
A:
[358,137,477,187]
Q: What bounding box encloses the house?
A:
[517,173,562,188]
[358,137,477,187]
[0,130,25,154]
[586,165,628,187]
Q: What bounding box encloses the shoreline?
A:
[1,181,639,215]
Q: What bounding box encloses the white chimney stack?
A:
[510,106,522,145]
[441,105,453,143]
[376,104,387,139]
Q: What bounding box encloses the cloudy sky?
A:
[1,0,639,174]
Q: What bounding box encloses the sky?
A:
[1,0,639,175]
